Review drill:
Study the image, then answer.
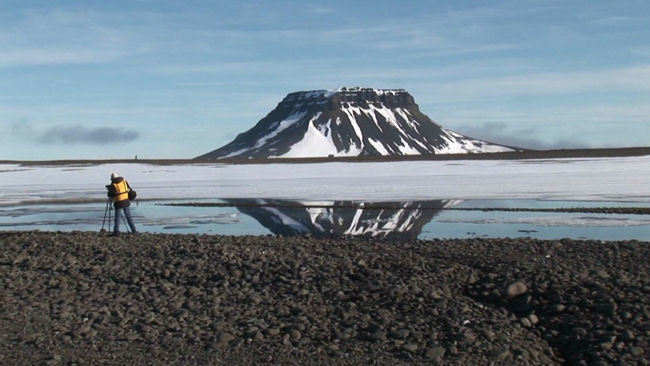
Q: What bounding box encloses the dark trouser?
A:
[114,206,137,234]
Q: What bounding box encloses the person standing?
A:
[106,172,137,236]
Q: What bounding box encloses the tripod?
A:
[101,198,132,233]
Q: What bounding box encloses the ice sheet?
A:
[0,156,649,205]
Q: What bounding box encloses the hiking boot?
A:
[111,232,119,237]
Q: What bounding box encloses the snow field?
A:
[0,156,649,206]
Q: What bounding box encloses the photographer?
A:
[106,172,137,236]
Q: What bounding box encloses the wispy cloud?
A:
[0,9,134,67]
[304,4,334,15]
[1,1,648,158]
[158,60,650,101]
[452,122,590,150]
[632,47,650,58]
[435,102,650,125]
[1,3,530,69]
[0,49,119,67]
[414,65,650,102]
[587,16,639,26]
[39,125,139,145]
[579,9,650,28]
[12,122,139,145]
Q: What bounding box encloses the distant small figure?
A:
[135,155,138,160]
[106,172,137,236]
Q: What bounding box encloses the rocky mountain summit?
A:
[198,87,517,159]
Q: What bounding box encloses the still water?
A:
[0,199,648,241]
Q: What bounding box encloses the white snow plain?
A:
[0,155,649,206]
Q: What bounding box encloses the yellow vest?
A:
[112,180,129,202]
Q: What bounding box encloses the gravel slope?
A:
[1,231,648,365]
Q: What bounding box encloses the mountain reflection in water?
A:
[226,199,457,240]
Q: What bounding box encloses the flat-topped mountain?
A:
[197,87,518,159]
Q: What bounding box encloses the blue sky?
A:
[1,0,649,159]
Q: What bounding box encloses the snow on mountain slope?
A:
[197,87,517,159]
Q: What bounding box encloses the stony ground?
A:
[1,231,648,365]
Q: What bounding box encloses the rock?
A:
[521,318,532,328]
[510,294,533,314]
[506,281,528,299]
[595,302,617,316]
[254,331,264,341]
[621,329,635,341]
[448,345,458,355]
[231,269,243,279]
[76,324,92,337]
[334,329,352,340]
[388,329,410,339]
[266,328,280,336]
[528,314,539,326]
[552,304,566,313]
[630,347,644,357]
[133,322,147,333]
[244,327,259,339]
[289,329,301,341]
[402,343,418,353]
[498,350,512,361]
[460,331,477,344]
[594,269,610,279]
[125,333,140,342]
[327,344,339,351]
[282,334,291,347]
[483,330,496,341]
[369,330,387,342]
[364,322,381,333]
[426,346,445,360]
[217,332,234,345]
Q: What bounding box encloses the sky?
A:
[1,0,649,160]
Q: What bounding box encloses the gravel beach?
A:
[1,231,648,365]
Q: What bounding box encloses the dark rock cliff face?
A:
[198,87,515,159]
